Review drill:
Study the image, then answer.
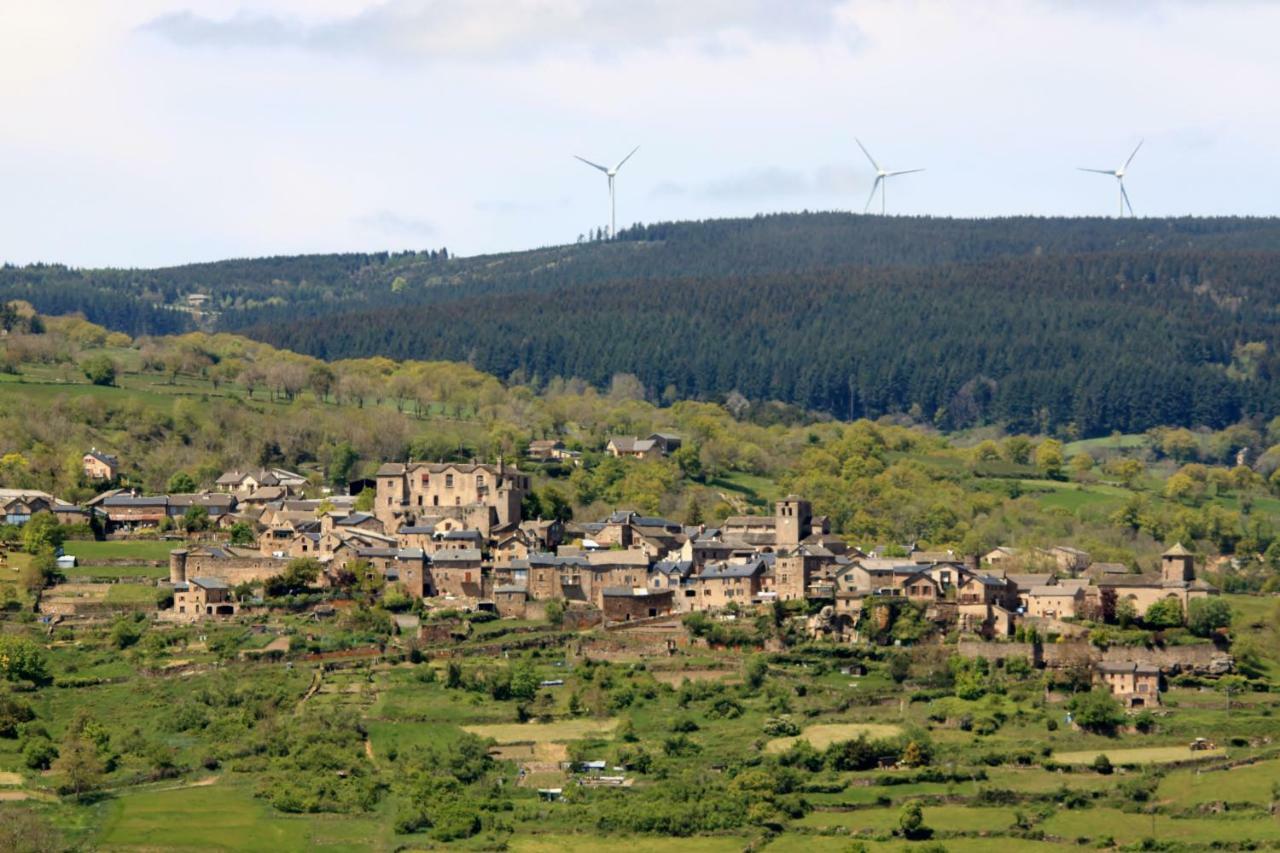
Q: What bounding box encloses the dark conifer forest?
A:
[6,213,1280,435]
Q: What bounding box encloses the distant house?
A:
[167,493,238,521]
[605,433,681,460]
[101,494,169,529]
[215,468,308,496]
[0,489,72,526]
[1096,662,1161,708]
[526,439,579,463]
[1026,584,1083,619]
[82,449,119,481]
[174,576,237,618]
[602,586,674,622]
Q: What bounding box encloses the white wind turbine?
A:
[857,139,924,215]
[574,146,639,238]
[1079,140,1143,217]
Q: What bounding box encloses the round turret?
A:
[169,549,188,584]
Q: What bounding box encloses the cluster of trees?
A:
[13,215,1280,436]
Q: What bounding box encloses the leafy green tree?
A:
[167,471,197,493]
[182,505,209,532]
[228,521,255,545]
[1068,690,1125,735]
[1144,597,1184,629]
[1187,598,1231,638]
[80,355,116,386]
[1114,597,1138,628]
[21,512,64,554]
[898,800,927,838]
[52,734,105,799]
[1070,452,1095,478]
[1003,436,1032,464]
[0,636,50,684]
[1035,439,1065,479]
[265,557,322,596]
[110,616,144,649]
[328,441,358,487]
[354,489,375,512]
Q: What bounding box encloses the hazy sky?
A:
[2,0,1278,267]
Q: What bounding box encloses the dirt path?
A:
[296,667,323,710]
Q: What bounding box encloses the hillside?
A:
[6,214,1280,434]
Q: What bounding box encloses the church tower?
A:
[1161,542,1194,584]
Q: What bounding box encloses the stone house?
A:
[428,548,485,599]
[82,449,118,481]
[605,433,680,459]
[1026,584,1083,619]
[173,576,236,618]
[374,461,528,536]
[602,587,674,622]
[691,558,767,610]
[1096,661,1161,707]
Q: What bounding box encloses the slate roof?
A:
[190,577,229,589]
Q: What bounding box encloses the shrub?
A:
[1068,690,1125,735]
[23,737,57,770]
[1091,753,1113,775]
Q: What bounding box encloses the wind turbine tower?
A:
[574,146,639,238]
[857,139,924,215]
[1079,140,1143,217]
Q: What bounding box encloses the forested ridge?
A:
[6,213,1280,434]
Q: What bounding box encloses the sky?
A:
[2,0,1278,268]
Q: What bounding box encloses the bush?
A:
[1091,753,1113,775]
[1068,689,1125,735]
[0,636,50,685]
[80,355,116,386]
[1187,598,1232,637]
[23,737,57,770]
[763,717,799,737]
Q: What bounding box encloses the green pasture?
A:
[95,779,397,852]
[64,540,177,562]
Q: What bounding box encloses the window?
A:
[445,474,454,488]
[476,475,485,488]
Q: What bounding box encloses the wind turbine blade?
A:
[1123,139,1144,171]
[887,169,925,177]
[856,139,881,172]
[1121,182,1135,216]
[613,145,640,172]
[864,176,882,213]
[1078,168,1116,176]
[574,155,609,173]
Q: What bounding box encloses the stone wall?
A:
[181,553,290,585]
[956,639,1232,675]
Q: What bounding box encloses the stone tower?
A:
[1160,542,1194,584]
[169,549,188,585]
[775,495,812,553]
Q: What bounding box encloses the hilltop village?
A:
[2,435,1234,711]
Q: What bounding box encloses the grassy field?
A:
[797,804,1019,833]
[64,540,177,562]
[95,780,398,852]
[463,718,619,744]
[1041,807,1280,845]
[509,835,748,853]
[1052,745,1226,766]
[1156,757,1280,805]
[765,722,903,753]
[104,583,162,605]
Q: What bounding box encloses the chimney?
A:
[964,554,979,573]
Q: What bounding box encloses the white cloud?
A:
[654,165,865,201]
[355,210,437,238]
[140,0,853,63]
